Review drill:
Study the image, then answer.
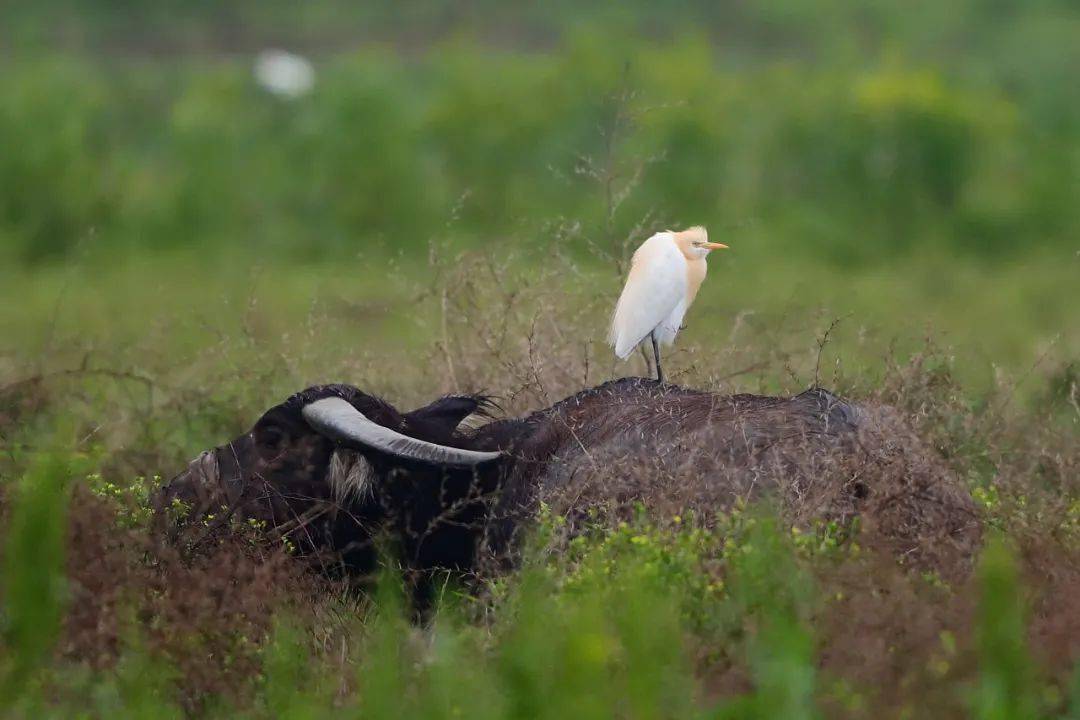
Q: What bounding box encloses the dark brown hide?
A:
[482,378,978,574]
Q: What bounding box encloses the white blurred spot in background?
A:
[254,50,315,99]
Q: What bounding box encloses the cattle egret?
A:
[608,226,728,382]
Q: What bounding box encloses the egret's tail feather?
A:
[614,338,637,360]
[609,300,638,360]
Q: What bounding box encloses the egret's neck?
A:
[685,255,708,304]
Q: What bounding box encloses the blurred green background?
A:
[1,0,1077,391]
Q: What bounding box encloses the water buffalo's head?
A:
[156,384,502,574]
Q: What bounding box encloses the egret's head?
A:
[674,226,727,259]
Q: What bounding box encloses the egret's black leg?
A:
[651,331,664,383]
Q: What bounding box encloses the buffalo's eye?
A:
[260,427,287,452]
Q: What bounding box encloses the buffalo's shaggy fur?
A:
[493,378,979,576]
[158,377,980,595]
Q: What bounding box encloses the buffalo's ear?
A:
[404,395,496,436]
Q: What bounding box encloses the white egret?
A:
[608,226,728,382]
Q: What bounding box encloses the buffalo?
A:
[158,378,977,602]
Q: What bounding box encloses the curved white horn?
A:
[302,397,501,467]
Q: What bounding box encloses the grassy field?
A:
[1,1,1079,717]
[1,242,1077,718]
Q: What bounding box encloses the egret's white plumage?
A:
[608,226,727,380]
[610,232,686,358]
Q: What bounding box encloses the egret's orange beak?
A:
[703,242,729,250]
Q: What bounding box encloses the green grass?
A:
[2,246,1075,402]
[1,470,1077,718]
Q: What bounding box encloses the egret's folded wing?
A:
[654,297,687,346]
[609,234,687,359]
